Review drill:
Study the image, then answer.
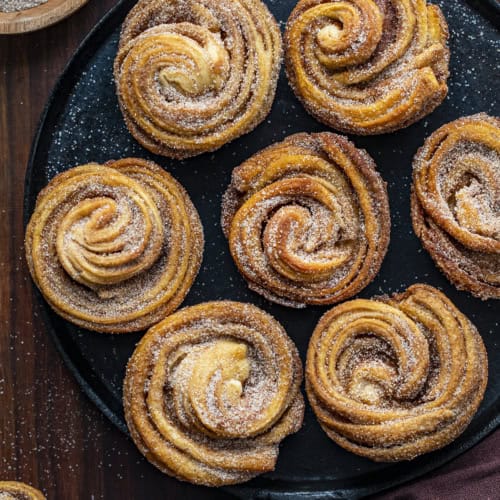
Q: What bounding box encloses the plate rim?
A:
[22,0,500,498]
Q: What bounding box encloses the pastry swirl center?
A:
[331,311,430,406]
[172,338,276,439]
[260,180,358,283]
[176,340,251,435]
[444,154,500,240]
[56,183,164,288]
[306,1,383,71]
[156,23,229,97]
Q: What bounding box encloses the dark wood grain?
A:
[0,1,498,499]
[0,2,230,498]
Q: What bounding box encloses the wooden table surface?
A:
[0,1,498,499]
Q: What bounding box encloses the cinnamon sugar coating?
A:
[284,0,450,135]
[222,132,390,307]
[0,482,45,500]
[123,301,304,486]
[25,158,204,333]
[306,284,488,462]
[411,113,500,300]
[114,0,282,159]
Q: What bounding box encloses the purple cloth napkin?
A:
[371,428,500,499]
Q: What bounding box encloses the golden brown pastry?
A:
[114,0,282,159]
[412,113,500,300]
[306,284,488,462]
[0,482,45,500]
[284,0,450,135]
[123,301,304,486]
[222,132,390,307]
[25,158,203,333]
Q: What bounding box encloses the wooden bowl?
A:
[0,0,89,34]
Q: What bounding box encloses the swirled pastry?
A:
[114,0,282,159]
[412,114,500,300]
[284,0,450,135]
[0,482,45,500]
[306,284,488,462]
[25,158,203,333]
[123,301,304,486]
[222,132,390,307]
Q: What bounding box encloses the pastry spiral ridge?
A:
[284,0,450,135]
[25,158,203,333]
[306,284,488,461]
[222,132,390,307]
[55,174,163,288]
[124,301,304,486]
[412,113,500,299]
[115,0,282,159]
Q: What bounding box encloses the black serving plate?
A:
[24,1,500,498]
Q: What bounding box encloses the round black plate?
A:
[24,1,500,498]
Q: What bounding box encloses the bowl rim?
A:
[0,0,89,34]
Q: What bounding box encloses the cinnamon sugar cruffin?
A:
[411,113,500,300]
[306,284,488,461]
[284,0,450,135]
[114,0,282,159]
[221,132,390,307]
[0,482,45,500]
[25,158,204,333]
[123,301,304,486]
